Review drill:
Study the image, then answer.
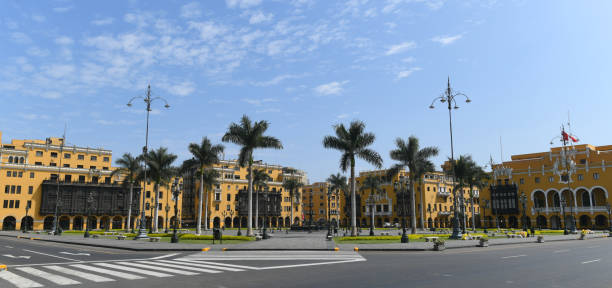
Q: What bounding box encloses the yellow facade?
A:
[484,144,612,230]
[302,182,342,227]
[0,131,180,231]
[186,160,307,229]
[347,169,481,229]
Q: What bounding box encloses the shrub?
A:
[179,234,253,241]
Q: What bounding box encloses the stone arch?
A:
[532,190,546,208]
[2,216,16,230]
[560,189,575,207]
[508,216,518,228]
[293,217,300,226]
[271,217,277,227]
[579,215,591,229]
[8,156,13,163]
[88,216,98,230]
[564,215,575,229]
[497,216,506,228]
[112,216,123,229]
[284,217,290,227]
[576,188,590,207]
[241,217,247,227]
[20,216,34,231]
[213,217,220,228]
[549,215,561,229]
[591,187,607,206]
[224,217,232,228]
[157,216,164,230]
[233,217,240,228]
[278,217,283,228]
[546,189,560,207]
[376,217,383,228]
[59,216,70,230]
[73,216,83,230]
[44,216,55,230]
[536,215,547,229]
[594,215,607,229]
[427,218,433,228]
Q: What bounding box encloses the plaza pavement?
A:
[0,229,607,252]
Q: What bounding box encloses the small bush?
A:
[179,234,253,241]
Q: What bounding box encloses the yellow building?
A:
[0,131,180,232]
[182,160,307,229]
[302,182,342,227]
[484,144,612,230]
[348,169,481,229]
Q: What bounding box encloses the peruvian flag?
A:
[562,131,579,143]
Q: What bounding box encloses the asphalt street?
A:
[0,236,610,288]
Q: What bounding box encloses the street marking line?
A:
[44,265,115,282]
[15,267,81,285]
[501,255,527,259]
[22,249,79,261]
[257,258,366,270]
[149,253,180,260]
[115,262,199,275]
[0,270,43,288]
[93,263,173,277]
[70,264,144,280]
[137,261,222,274]
[162,260,246,271]
[581,259,601,264]
[553,249,570,253]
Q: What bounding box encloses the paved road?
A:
[0,236,610,287]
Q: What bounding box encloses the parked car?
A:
[383,222,397,228]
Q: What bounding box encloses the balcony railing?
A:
[438,211,451,216]
[534,206,609,213]
[437,191,451,197]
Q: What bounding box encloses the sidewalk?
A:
[0,230,607,252]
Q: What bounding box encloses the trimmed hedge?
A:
[179,234,253,241]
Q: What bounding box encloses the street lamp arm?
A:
[151,97,171,108]
[126,96,145,106]
[429,96,445,109]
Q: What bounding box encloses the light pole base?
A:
[133,228,149,240]
[171,235,179,243]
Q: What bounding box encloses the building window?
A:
[12,171,17,177]
[103,157,110,162]
[519,178,524,185]
[10,186,16,194]
[2,200,7,208]
[103,167,109,170]
[78,175,85,182]
[51,152,58,158]
[159,192,163,198]
[15,200,19,209]
[9,200,14,208]
[227,194,231,201]
[18,172,22,178]
[30,172,34,178]
[91,156,97,161]
[78,155,84,160]
[535,177,540,183]
[28,186,33,194]
[63,164,70,168]
[64,175,71,182]
[36,151,43,157]
[16,186,21,194]
[35,162,42,166]
[146,191,151,198]
[90,166,96,170]
[594,173,600,180]
[226,205,231,211]
[577,174,583,181]
[50,163,57,167]
[215,204,219,211]
[77,165,83,168]
[6,171,10,177]
[4,186,8,194]
[548,176,554,183]
[215,191,221,201]
[64,153,71,159]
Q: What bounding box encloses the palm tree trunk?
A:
[204,186,209,231]
[255,187,259,230]
[419,180,425,229]
[289,190,293,230]
[350,160,357,237]
[470,188,476,231]
[410,179,417,234]
[196,172,203,235]
[153,183,159,233]
[126,182,133,232]
[247,162,254,236]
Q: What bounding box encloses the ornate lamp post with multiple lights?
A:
[429,78,471,240]
[394,179,410,243]
[171,178,182,243]
[127,85,170,240]
[519,192,528,231]
[482,199,489,234]
[327,186,333,240]
[606,203,612,232]
[84,191,96,238]
[22,203,31,233]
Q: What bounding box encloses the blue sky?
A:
[2,0,612,183]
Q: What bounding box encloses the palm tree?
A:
[323,120,383,236]
[327,173,347,228]
[282,177,303,229]
[145,147,177,233]
[222,115,283,236]
[450,155,473,236]
[388,136,438,234]
[464,158,489,231]
[200,168,221,228]
[186,137,224,235]
[111,153,141,232]
[360,175,382,235]
[249,168,272,230]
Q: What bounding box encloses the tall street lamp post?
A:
[171,178,182,243]
[23,202,31,233]
[367,194,377,236]
[519,192,527,231]
[326,186,333,240]
[235,201,242,236]
[84,191,96,238]
[127,85,170,240]
[429,77,471,240]
[560,196,568,235]
[394,179,409,243]
[262,191,269,239]
[148,201,154,234]
[482,199,489,234]
[165,204,170,234]
[606,203,611,232]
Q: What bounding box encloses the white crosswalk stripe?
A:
[135,261,223,274]
[93,263,173,277]
[69,264,145,280]
[0,270,43,288]
[161,259,246,271]
[44,265,115,283]
[14,267,80,285]
[114,262,199,275]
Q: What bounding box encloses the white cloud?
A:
[31,14,46,22]
[432,34,463,46]
[383,0,444,13]
[251,74,301,86]
[164,81,195,96]
[267,39,290,56]
[180,2,202,18]
[402,56,415,63]
[385,41,416,55]
[226,0,262,9]
[91,17,114,26]
[43,64,75,78]
[188,21,227,40]
[249,11,273,24]
[242,98,277,106]
[315,81,348,96]
[397,67,422,79]
[10,32,31,44]
[26,47,50,57]
[55,36,74,45]
[336,113,349,119]
[41,91,62,99]
[53,6,73,13]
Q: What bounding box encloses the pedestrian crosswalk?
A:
[0,258,247,288]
